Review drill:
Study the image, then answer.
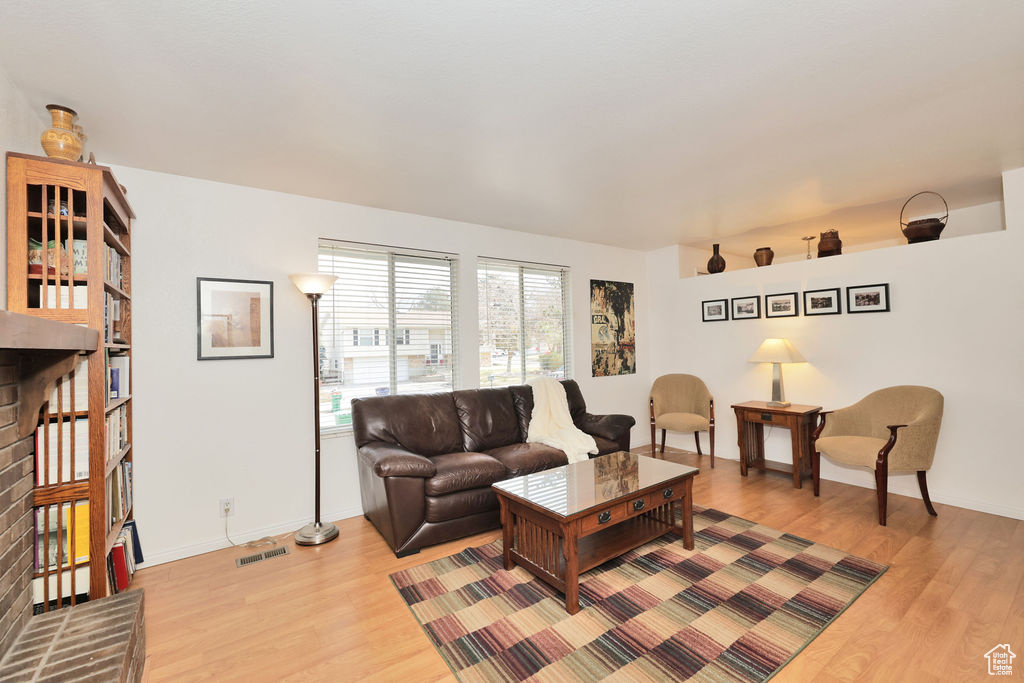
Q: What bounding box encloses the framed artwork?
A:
[197,277,275,360]
[701,299,728,322]
[847,283,890,314]
[590,280,636,376]
[730,295,761,320]
[803,287,842,316]
[765,292,799,318]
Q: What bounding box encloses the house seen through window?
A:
[477,258,571,387]
[318,239,458,431]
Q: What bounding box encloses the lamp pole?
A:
[295,289,339,546]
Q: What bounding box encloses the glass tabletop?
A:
[492,451,698,517]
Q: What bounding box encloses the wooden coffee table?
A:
[492,451,698,614]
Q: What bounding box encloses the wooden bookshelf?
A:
[6,152,136,602]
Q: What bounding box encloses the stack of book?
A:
[107,353,130,400]
[34,419,89,486]
[103,293,124,342]
[106,405,129,461]
[109,460,133,527]
[104,244,122,287]
[107,520,143,594]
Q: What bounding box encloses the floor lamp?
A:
[290,273,340,546]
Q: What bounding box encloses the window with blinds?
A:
[317,239,458,431]
[477,258,571,387]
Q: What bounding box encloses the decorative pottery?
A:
[818,229,842,257]
[707,243,726,273]
[40,104,82,161]
[753,247,774,267]
[900,191,948,244]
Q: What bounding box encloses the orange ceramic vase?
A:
[40,105,82,161]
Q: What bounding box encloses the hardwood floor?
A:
[135,447,1024,682]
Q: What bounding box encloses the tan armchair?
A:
[812,385,943,526]
[650,374,715,467]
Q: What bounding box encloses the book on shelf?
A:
[107,520,142,594]
[64,501,90,564]
[109,460,133,526]
[34,418,89,486]
[104,293,125,343]
[107,353,130,400]
[31,566,90,609]
[104,244,123,287]
[106,404,129,461]
[38,284,88,309]
[33,501,88,570]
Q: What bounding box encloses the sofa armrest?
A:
[578,412,636,441]
[358,442,437,478]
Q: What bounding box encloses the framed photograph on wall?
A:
[803,287,842,316]
[765,292,799,318]
[847,283,890,314]
[701,299,729,322]
[197,277,275,360]
[730,295,761,320]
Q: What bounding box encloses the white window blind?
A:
[317,239,458,431]
[478,258,570,387]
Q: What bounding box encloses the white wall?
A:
[648,168,1024,520]
[110,165,652,564]
[0,67,47,307]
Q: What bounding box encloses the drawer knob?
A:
[632,499,645,512]
[597,510,611,524]
[761,413,773,421]
[663,487,673,499]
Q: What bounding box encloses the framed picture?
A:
[197,277,275,360]
[701,299,729,322]
[847,283,890,314]
[590,280,635,376]
[765,292,799,318]
[731,295,761,320]
[803,287,842,316]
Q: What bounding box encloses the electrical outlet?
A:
[220,498,234,517]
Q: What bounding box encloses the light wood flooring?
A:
[135,447,1024,682]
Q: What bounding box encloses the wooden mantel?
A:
[0,310,99,438]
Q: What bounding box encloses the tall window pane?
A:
[318,240,458,431]
[478,259,570,387]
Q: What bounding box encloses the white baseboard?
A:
[139,503,364,568]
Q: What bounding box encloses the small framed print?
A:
[702,299,729,322]
[847,283,890,314]
[731,295,761,320]
[197,277,275,360]
[803,287,842,316]
[765,292,799,318]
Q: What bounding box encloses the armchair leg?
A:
[650,421,656,458]
[709,425,715,468]
[917,471,938,516]
[660,429,666,454]
[694,431,702,456]
[875,462,888,526]
[812,450,820,496]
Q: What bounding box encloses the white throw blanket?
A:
[526,377,597,463]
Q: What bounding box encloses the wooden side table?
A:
[731,401,821,488]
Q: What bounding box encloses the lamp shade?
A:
[749,338,806,364]
[289,273,337,296]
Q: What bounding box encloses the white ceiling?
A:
[1,1,1022,252]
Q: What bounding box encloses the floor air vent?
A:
[235,545,290,568]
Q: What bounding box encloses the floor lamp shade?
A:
[749,338,806,407]
[292,272,339,546]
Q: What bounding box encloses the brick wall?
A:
[0,351,35,657]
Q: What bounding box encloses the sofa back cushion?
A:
[351,393,463,456]
[509,380,588,436]
[453,388,521,451]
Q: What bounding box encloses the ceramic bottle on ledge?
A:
[707,244,726,273]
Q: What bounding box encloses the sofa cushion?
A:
[424,487,499,522]
[485,443,567,477]
[351,393,463,456]
[424,452,507,496]
[453,388,522,451]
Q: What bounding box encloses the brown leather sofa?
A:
[352,380,635,556]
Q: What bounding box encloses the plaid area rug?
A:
[390,507,886,682]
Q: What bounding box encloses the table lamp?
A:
[290,272,340,546]
[748,338,805,407]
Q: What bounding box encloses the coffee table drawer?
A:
[580,504,626,533]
